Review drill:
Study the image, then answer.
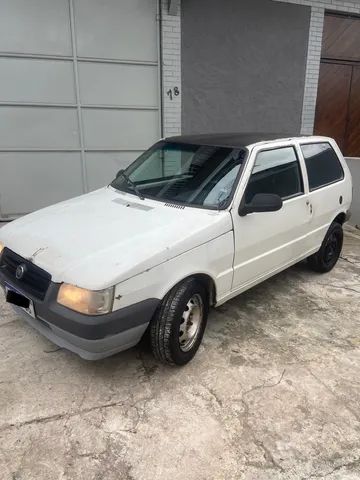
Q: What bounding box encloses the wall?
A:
[346,158,360,227]
[163,0,360,138]
[181,0,311,135]
[274,0,360,135]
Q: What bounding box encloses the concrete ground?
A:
[0,228,360,480]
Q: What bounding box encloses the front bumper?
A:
[0,272,159,360]
[13,305,151,360]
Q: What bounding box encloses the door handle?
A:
[306,200,313,214]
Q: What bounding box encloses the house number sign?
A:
[166,87,180,100]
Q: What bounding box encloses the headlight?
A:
[0,242,4,257]
[57,284,114,315]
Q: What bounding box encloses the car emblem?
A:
[15,264,27,280]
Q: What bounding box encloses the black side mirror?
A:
[238,193,283,217]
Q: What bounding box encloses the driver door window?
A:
[245,147,304,203]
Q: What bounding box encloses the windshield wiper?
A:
[117,170,144,200]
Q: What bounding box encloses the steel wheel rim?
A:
[179,293,203,352]
[324,232,340,266]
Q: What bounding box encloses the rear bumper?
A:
[0,273,159,360]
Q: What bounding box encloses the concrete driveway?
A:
[1,227,360,480]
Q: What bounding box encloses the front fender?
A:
[112,231,234,311]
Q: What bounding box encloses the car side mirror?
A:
[238,193,283,217]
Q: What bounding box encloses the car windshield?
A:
[110,141,248,209]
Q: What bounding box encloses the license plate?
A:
[4,283,35,318]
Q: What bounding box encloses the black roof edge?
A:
[164,132,303,148]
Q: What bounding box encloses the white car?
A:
[0,133,352,365]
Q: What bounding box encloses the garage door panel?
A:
[314,63,352,151]
[78,62,158,107]
[0,153,83,215]
[82,109,159,150]
[0,0,160,219]
[0,0,72,56]
[86,152,141,191]
[74,0,158,62]
[0,107,80,149]
[0,58,76,104]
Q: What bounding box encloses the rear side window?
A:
[245,147,304,203]
[301,143,344,191]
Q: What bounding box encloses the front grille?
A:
[0,248,51,300]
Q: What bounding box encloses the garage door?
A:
[314,13,360,157]
[0,0,160,219]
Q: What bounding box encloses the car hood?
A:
[0,187,232,289]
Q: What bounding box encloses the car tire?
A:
[150,278,209,365]
[307,222,343,273]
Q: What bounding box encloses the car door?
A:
[230,143,312,292]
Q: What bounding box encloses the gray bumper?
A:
[13,305,149,360]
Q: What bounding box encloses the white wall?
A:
[346,158,360,227]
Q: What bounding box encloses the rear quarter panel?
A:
[298,138,352,250]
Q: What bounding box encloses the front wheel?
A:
[307,222,343,273]
[150,278,209,365]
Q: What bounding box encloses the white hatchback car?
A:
[0,133,352,365]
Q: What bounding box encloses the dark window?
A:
[245,147,304,203]
[301,142,344,191]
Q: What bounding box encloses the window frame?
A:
[243,145,305,203]
[299,141,345,193]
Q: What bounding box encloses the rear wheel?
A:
[150,278,208,365]
[307,222,343,273]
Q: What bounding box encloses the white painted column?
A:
[160,0,182,137]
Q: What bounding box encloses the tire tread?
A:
[150,278,205,365]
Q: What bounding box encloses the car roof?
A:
[164,132,307,149]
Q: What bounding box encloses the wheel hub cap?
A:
[179,294,203,352]
[325,232,339,265]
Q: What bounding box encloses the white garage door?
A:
[0,0,160,219]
